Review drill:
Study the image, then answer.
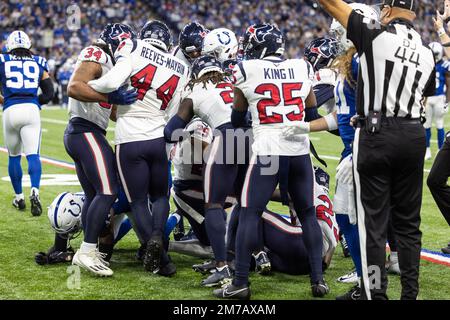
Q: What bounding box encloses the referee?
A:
[318,0,436,300]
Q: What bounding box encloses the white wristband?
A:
[324,113,338,131]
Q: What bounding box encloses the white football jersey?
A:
[113,39,189,144]
[185,80,234,129]
[314,183,339,256]
[172,120,213,181]
[68,46,114,130]
[233,56,314,156]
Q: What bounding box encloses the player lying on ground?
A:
[1,30,54,216]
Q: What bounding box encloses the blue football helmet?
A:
[140,20,173,52]
[242,24,285,60]
[99,23,136,55]
[305,37,340,71]
[179,22,209,61]
[314,166,330,190]
[191,55,223,79]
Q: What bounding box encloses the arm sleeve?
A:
[38,77,55,105]
[88,40,134,93]
[347,10,383,54]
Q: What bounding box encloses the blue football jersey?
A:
[0,54,49,110]
[335,54,359,159]
[434,60,450,96]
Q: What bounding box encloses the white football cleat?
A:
[337,269,359,283]
[425,148,432,160]
[72,250,113,277]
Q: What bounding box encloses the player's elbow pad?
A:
[231,109,248,128]
[164,115,189,143]
[38,78,55,105]
[305,106,321,122]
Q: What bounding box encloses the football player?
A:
[88,20,189,274]
[304,37,340,114]
[173,22,209,69]
[65,23,138,277]
[0,31,54,216]
[424,42,450,160]
[164,55,251,287]
[214,24,339,300]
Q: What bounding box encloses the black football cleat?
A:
[213,283,251,300]
[253,251,271,275]
[30,190,42,216]
[442,242,450,255]
[193,260,216,274]
[336,285,361,300]
[157,260,177,277]
[12,198,26,211]
[311,279,330,298]
[340,234,350,258]
[143,235,163,273]
[201,265,233,287]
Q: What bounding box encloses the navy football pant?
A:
[203,130,249,263]
[64,132,118,244]
[116,137,169,242]
[234,154,323,285]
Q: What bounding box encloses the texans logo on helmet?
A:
[250,25,275,43]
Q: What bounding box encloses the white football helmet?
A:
[48,192,84,234]
[202,28,238,62]
[6,30,32,52]
[330,3,379,52]
[430,42,444,62]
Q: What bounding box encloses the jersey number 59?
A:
[5,60,40,89]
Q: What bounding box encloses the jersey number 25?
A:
[255,83,304,124]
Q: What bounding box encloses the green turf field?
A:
[0,107,449,300]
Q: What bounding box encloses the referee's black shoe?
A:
[213,283,251,300]
[311,279,330,298]
[336,285,361,300]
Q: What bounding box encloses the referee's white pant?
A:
[3,103,41,156]
[353,117,425,300]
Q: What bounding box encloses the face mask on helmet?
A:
[305,37,340,71]
[180,22,209,61]
[140,20,173,52]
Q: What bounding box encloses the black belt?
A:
[356,116,421,127]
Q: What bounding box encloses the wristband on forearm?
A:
[324,113,338,131]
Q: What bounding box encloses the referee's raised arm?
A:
[318,0,436,301]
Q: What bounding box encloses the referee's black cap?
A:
[382,0,416,11]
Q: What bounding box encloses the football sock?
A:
[425,128,431,148]
[80,241,97,253]
[226,204,240,261]
[151,196,170,238]
[234,207,260,286]
[54,233,69,252]
[84,194,117,244]
[8,155,22,195]
[437,128,445,149]
[336,214,362,277]
[205,207,227,262]
[26,154,41,189]
[298,206,323,283]
[15,193,24,201]
[165,212,181,239]
[130,198,153,243]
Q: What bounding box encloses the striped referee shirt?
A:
[347,10,436,118]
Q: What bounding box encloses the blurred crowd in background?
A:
[0,0,442,106]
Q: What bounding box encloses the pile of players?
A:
[28,3,411,300]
